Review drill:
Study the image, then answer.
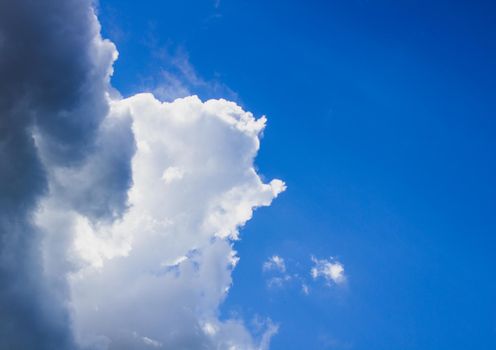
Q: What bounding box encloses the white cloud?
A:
[263,255,286,273]
[267,275,293,289]
[258,321,279,350]
[139,334,163,348]
[310,257,346,285]
[301,284,310,295]
[262,254,346,293]
[263,255,293,290]
[36,93,285,349]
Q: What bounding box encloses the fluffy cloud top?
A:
[0,0,284,349]
[37,93,285,349]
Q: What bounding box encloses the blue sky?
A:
[98,1,496,349]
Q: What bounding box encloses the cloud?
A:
[0,0,123,348]
[262,255,346,293]
[263,255,287,273]
[263,255,294,289]
[38,94,284,349]
[141,336,162,348]
[1,1,284,349]
[311,257,346,285]
[267,275,294,289]
[141,46,238,102]
[301,284,310,295]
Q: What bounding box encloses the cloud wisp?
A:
[263,255,287,273]
[0,1,284,349]
[311,256,346,285]
[262,255,346,294]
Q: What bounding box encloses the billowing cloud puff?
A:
[36,95,284,349]
[0,0,284,349]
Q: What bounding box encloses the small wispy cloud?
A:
[263,255,292,289]
[263,255,286,273]
[301,283,310,295]
[145,45,238,102]
[267,275,293,289]
[310,256,346,285]
[133,332,163,348]
[263,254,346,293]
[142,336,163,348]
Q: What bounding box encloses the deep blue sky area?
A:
[99,1,496,349]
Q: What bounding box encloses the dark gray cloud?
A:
[0,0,133,348]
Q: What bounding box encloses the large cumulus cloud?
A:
[38,94,284,349]
[0,0,283,349]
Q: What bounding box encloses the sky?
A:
[0,0,495,349]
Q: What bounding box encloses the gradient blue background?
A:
[99,1,496,349]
